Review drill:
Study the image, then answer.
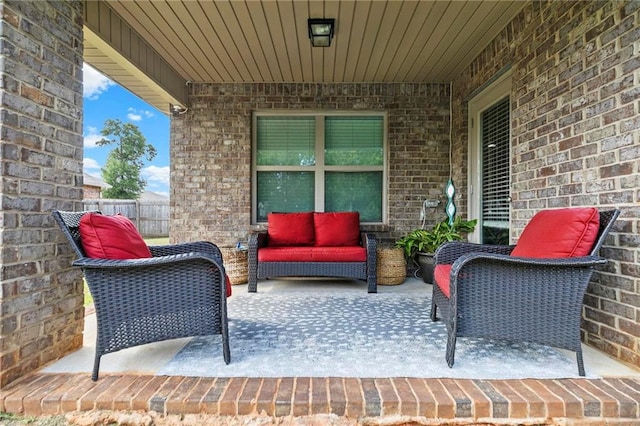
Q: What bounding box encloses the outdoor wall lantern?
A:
[308,18,335,47]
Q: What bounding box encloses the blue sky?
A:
[83,64,170,197]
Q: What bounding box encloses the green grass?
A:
[145,237,170,246]
[83,237,170,307]
[83,281,92,306]
[0,412,68,425]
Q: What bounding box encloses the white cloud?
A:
[127,107,154,122]
[142,165,170,186]
[83,126,104,148]
[83,63,114,100]
[83,158,101,172]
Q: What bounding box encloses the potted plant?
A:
[395,216,477,283]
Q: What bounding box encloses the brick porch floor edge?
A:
[1,374,639,423]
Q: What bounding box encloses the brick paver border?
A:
[1,374,639,423]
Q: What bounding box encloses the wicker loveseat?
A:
[52,210,231,380]
[430,208,620,376]
[248,212,377,293]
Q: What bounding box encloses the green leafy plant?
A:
[395,216,477,260]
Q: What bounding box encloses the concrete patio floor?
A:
[2,278,640,424]
[42,278,640,379]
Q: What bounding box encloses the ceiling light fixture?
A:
[308,18,335,47]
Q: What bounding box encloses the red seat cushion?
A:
[258,246,367,262]
[314,212,361,246]
[267,212,315,246]
[225,275,232,298]
[510,208,600,258]
[79,213,152,259]
[434,264,452,298]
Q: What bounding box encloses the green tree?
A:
[97,119,157,199]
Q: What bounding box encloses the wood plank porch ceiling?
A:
[93,0,524,84]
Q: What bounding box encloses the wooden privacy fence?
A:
[83,199,169,237]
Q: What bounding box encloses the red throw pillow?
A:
[510,208,600,258]
[314,212,361,246]
[79,213,152,259]
[267,212,315,246]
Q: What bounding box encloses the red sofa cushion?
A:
[434,264,453,298]
[510,208,600,258]
[79,213,152,259]
[258,246,367,262]
[314,212,361,247]
[267,212,315,246]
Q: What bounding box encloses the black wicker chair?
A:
[429,209,620,376]
[52,210,230,380]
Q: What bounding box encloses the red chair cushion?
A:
[79,213,152,259]
[434,264,452,298]
[314,212,361,246]
[510,207,600,258]
[225,275,232,298]
[267,212,315,246]
[258,246,367,262]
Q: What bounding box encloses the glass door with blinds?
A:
[468,72,511,245]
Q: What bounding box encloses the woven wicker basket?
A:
[376,247,406,285]
[220,247,248,285]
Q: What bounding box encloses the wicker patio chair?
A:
[429,209,620,376]
[52,210,230,380]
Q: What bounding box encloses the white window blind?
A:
[256,116,315,166]
[481,96,510,232]
[325,117,384,166]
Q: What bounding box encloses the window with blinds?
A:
[480,96,510,244]
[256,116,316,166]
[325,117,384,166]
[253,113,386,223]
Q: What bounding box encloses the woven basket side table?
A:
[376,247,406,285]
[220,247,248,285]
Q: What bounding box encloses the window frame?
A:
[251,110,388,225]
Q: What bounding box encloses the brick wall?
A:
[83,185,101,199]
[0,0,84,386]
[171,83,452,247]
[452,0,640,369]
